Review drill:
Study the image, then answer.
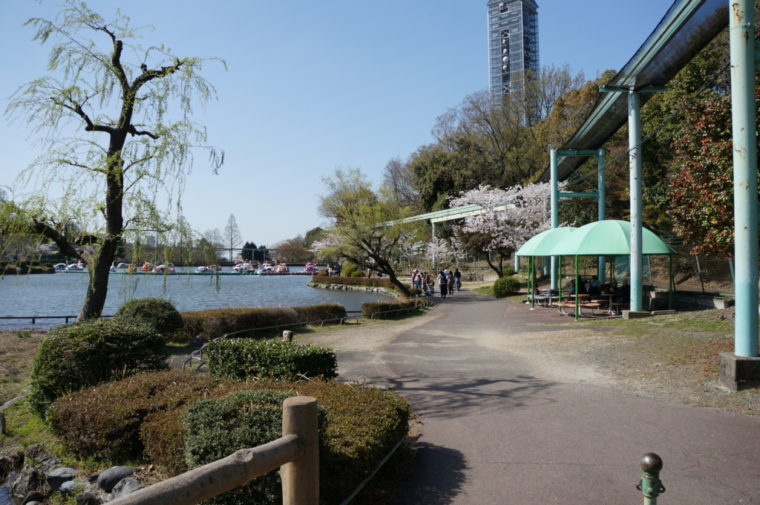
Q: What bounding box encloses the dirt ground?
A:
[298,294,759,417]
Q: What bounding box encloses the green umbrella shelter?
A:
[547,220,676,319]
[516,227,576,308]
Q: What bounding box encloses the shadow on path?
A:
[386,374,558,420]
[392,442,467,505]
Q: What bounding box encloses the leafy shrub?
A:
[340,261,363,277]
[361,300,419,319]
[502,265,516,277]
[493,276,521,298]
[29,319,168,416]
[262,380,410,504]
[185,381,409,505]
[207,340,337,381]
[180,304,347,342]
[50,370,227,461]
[51,371,409,505]
[184,389,295,505]
[115,298,184,336]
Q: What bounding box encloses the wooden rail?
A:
[108,396,318,505]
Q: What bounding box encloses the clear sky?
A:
[0,0,671,247]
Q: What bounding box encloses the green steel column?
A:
[550,149,559,290]
[729,0,759,357]
[628,90,644,312]
[431,222,437,271]
[597,148,607,283]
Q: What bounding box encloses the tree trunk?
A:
[78,238,119,320]
[485,254,504,278]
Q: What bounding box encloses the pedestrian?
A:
[425,271,434,296]
[454,268,462,291]
[412,269,422,290]
[437,269,448,298]
[447,269,455,295]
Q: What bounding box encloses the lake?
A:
[0,269,392,330]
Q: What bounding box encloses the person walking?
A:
[454,268,462,291]
[437,269,448,298]
[447,269,455,295]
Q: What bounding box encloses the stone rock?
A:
[59,479,85,493]
[24,501,42,505]
[96,466,135,493]
[46,466,77,491]
[10,467,48,503]
[22,491,46,504]
[75,491,102,505]
[111,477,143,498]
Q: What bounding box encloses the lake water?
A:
[0,269,391,330]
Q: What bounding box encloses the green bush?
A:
[185,381,409,505]
[207,340,338,381]
[180,304,347,342]
[50,371,409,505]
[502,265,516,277]
[49,371,227,461]
[115,298,184,336]
[29,319,168,416]
[361,300,419,319]
[493,276,521,298]
[340,261,363,277]
[183,390,295,505]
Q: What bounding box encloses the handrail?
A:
[108,396,318,505]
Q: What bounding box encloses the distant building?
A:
[487,0,539,100]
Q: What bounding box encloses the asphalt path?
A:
[335,290,760,504]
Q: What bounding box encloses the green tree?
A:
[667,90,759,255]
[241,241,257,261]
[317,169,419,297]
[3,2,223,319]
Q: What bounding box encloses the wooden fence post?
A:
[281,396,319,505]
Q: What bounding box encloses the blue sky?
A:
[0,0,670,247]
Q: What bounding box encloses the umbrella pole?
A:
[669,255,673,310]
[558,257,564,313]
[529,257,535,309]
[574,255,580,321]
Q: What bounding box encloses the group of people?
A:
[565,275,631,303]
[411,267,462,298]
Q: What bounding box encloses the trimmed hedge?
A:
[50,372,410,505]
[180,304,347,342]
[115,298,184,336]
[361,300,419,319]
[50,371,226,461]
[207,339,338,381]
[29,319,168,416]
[493,276,521,298]
[311,275,411,293]
[183,390,295,505]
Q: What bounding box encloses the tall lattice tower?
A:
[488,0,539,100]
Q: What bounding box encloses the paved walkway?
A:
[335,290,760,505]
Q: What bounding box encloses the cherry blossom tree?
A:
[450,183,553,277]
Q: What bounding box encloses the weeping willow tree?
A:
[2,1,224,320]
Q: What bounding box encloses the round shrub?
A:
[493,276,521,298]
[29,319,168,416]
[115,298,184,336]
[50,371,228,461]
[183,389,295,505]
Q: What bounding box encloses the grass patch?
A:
[0,330,45,404]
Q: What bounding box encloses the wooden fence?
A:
[108,396,318,505]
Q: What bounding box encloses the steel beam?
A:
[550,149,559,290]
[729,0,758,357]
[628,90,644,312]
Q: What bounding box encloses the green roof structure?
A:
[547,220,674,257]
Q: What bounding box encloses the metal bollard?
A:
[637,452,665,504]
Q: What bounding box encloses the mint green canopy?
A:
[547,220,674,256]
[516,227,577,257]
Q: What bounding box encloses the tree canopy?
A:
[2,1,224,319]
